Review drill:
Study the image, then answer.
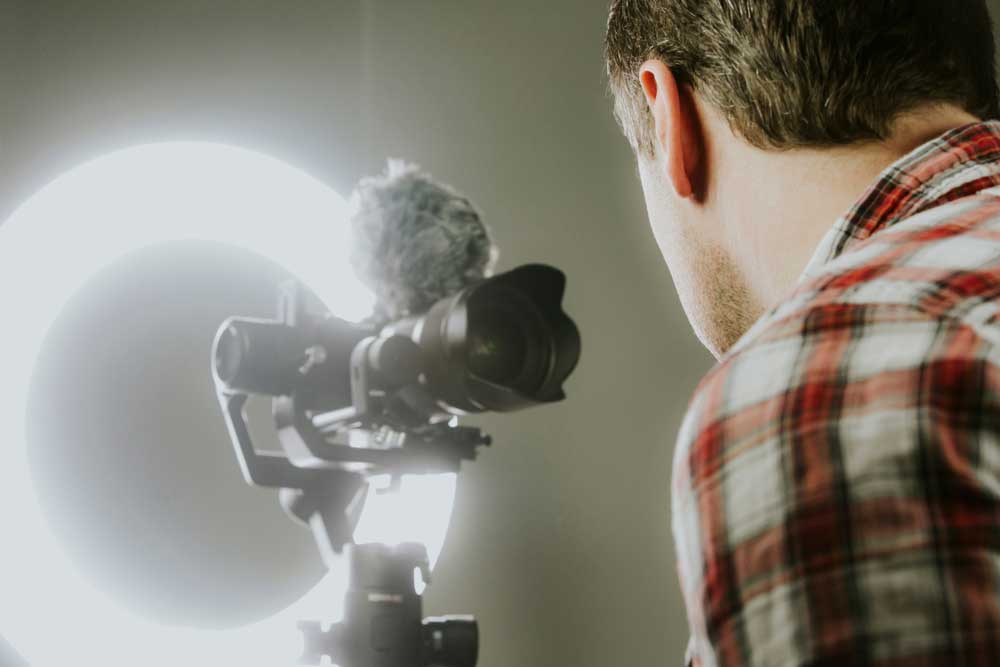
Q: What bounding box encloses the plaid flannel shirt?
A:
[675,121,1000,667]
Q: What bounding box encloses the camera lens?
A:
[464,292,551,394]
[466,309,528,385]
[384,264,578,415]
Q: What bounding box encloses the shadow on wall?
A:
[0,636,26,666]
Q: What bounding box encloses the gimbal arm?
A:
[217,390,366,556]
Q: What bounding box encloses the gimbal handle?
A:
[298,543,478,667]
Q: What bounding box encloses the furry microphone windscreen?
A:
[348,160,500,325]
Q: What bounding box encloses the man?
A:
[605,1,1000,665]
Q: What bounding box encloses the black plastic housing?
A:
[213,314,372,410]
[385,264,581,415]
[298,543,478,667]
[212,264,581,420]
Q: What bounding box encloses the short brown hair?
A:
[606,0,1000,157]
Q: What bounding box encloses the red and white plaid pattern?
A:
[675,122,1000,667]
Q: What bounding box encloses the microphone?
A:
[347,160,499,325]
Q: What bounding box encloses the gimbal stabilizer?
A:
[213,266,579,666]
[214,283,488,667]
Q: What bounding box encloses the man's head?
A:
[605,0,999,356]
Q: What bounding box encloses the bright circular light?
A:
[0,143,457,665]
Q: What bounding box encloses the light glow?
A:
[0,143,456,665]
[353,473,459,595]
[353,474,458,564]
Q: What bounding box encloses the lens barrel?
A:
[387,264,580,414]
[213,319,308,395]
[212,315,371,409]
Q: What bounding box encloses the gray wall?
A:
[2,2,999,666]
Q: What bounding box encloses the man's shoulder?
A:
[797,189,1000,333]
[678,301,954,453]
[732,188,1000,375]
[679,193,1000,457]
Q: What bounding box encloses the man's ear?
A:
[639,60,697,199]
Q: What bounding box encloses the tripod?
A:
[299,542,477,667]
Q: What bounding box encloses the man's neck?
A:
[718,106,981,309]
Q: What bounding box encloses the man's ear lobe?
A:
[638,59,694,199]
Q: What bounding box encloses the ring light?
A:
[0,143,457,665]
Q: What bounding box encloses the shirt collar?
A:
[801,120,1000,279]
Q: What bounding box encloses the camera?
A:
[212,263,580,545]
[213,263,580,427]
[211,263,579,667]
